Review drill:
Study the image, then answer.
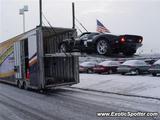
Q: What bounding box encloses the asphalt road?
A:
[0,83,160,120]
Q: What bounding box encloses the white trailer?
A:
[0,26,79,90]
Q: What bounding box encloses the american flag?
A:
[96,19,110,33]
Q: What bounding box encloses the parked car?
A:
[117,60,150,75]
[144,59,156,65]
[149,59,160,76]
[93,61,120,74]
[114,58,126,64]
[59,32,143,56]
[79,61,97,73]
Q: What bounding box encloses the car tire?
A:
[121,72,125,75]
[96,39,112,55]
[59,43,68,53]
[152,73,157,76]
[135,69,140,75]
[108,69,113,74]
[87,69,92,73]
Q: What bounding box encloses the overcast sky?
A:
[0,0,160,53]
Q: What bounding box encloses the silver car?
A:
[149,59,160,76]
[117,60,150,75]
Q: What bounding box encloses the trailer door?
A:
[14,42,22,79]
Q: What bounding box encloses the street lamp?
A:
[19,5,28,33]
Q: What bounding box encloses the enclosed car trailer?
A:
[0,26,79,90]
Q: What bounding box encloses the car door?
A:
[138,61,150,72]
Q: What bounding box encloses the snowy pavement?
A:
[73,74,160,99]
[1,83,160,120]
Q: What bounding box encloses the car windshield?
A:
[79,34,90,39]
[78,33,90,39]
[99,61,120,66]
[154,59,160,65]
[88,33,99,39]
[78,32,99,39]
[122,60,147,66]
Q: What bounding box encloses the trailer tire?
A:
[23,81,28,90]
[39,89,48,94]
[17,80,23,89]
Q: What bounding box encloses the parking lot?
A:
[73,73,160,99]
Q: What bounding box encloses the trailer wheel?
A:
[17,80,22,89]
[39,89,48,94]
[23,81,28,90]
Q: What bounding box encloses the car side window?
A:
[136,61,146,66]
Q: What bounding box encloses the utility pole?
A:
[72,2,75,29]
[38,0,45,89]
[39,0,42,27]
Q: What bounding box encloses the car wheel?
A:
[87,69,92,73]
[121,72,125,75]
[59,43,68,53]
[152,73,157,76]
[135,69,140,75]
[96,39,111,55]
[108,69,113,74]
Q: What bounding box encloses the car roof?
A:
[122,60,146,66]
[80,61,97,66]
[99,61,120,66]
[80,32,99,35]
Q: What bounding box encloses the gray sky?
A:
[0,0,160,53]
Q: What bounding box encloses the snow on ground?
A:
[73,74,160,99]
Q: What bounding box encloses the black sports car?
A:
[59,32,143,56]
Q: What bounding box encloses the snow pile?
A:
[73,74,160,99]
